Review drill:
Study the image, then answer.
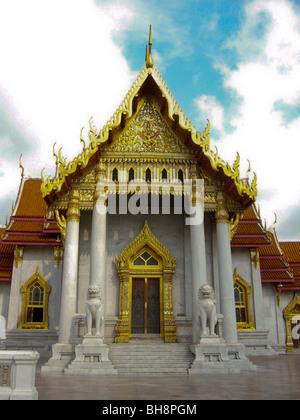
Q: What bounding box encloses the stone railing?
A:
[0,351,39,400]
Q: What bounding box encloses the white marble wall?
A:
[77,211,92,315]
[0,282,10,319]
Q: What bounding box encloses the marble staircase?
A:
[108,337,194,376]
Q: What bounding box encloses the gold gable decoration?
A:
[41,29,258,207]
[101,98,194,157]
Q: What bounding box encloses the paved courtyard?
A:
[35,354,300,400]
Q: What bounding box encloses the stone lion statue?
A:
[198,284,217,336]
[86,284,104,337]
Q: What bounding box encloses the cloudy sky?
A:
[0,0,300,240]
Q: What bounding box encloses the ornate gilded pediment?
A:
[41,29,257,207]
[101,98,194,157]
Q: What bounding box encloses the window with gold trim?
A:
[133,251,159,266]
[112,167,118,182]
[177,169,184,183]
[161,168,168,181]
[233,269,254,329]
[145,168,152,183]
[18,268,51,330]
[128,167,135,182]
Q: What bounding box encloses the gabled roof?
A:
[41,30,257,209]
[280,242,300,269]
[0,178,62,249]
[0,176,63,282]
[278,242,300,290]
[259,229,293,283]
[0,230,14,282]
[231,204,270,247]
[231,203,300,288]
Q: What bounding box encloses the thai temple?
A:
[0,28,299,375]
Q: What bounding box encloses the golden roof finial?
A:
[145,25,154,68]
[272,212,278,229]
[53,142,59,178]
[19,154,24,178]
[246,159,251,183]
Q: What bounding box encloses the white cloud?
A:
[194,95,225,137]
[209,0,300,232]
[0,0,136,203]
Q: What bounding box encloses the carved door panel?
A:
[147,278,160,334]
[131,277,160,334]
[131,278,145,334]
[291,319,300,349]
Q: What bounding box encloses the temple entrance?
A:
[283,294,300,353]
[291,318,300,349]
[131,277,160,334]
[115,221,177,343]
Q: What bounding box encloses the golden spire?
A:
[145,25,154,68]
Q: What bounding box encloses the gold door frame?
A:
[283,293,300,353]
[115,221,177,343]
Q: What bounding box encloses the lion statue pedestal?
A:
[64,285,117,376]
[189,284,256,375]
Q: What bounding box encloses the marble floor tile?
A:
[35,354,300,400]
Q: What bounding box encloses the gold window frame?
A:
[233,268,255,330]
[283,293,300,353]
[18,267,51,330]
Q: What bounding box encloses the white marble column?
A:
[187,168,206,344]
[215,191,237,344]
[188,168,207,344]
[7,247,24,330]
[58,189,80,344]
[250,248,265,330]
[190,218,207,343]
[89,163,107,338]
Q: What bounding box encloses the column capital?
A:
[93,161,107,204]
[66,188,80,222]
[215,191,229,224]
[14,245,24,268]
[250,248,260,270]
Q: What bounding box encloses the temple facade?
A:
[0,30,299,375]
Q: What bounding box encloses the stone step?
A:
[109,352,190,360]
[109,358,193,364]
[117,369,190,376]
[129,334,164,343]
[109,353,192,360]
[110,349,192,354]
[108,343,194,376]
[109,354,192,360]
[109,344,191,351]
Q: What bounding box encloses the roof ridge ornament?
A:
[145,25,154,68]
[19,154,24,179]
